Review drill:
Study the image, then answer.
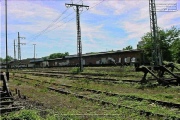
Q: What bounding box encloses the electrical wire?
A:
[90,0,105,9]
[42,14,76,34]
[26,0,106,46]
[30,0,82,41]
[41,0,105,34]
[21,0,106,58]
[31,8,69,40]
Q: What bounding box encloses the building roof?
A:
[64,49,141,59]
[30,58,44,63]
[1,49,142,64]
[9,59,31,65]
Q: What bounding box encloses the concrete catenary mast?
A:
[65,2,89,72]
[17,32,26,68]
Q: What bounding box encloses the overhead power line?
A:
[30,0,83,41]
[27,0,105,43]
[44,16,76,33]
[41,0,105,34]
[89,0,105,9]
[30,8,69,40]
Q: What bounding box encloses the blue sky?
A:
[1,0,180,59]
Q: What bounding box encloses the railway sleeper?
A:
[0,97,14,101]
[0,106,23,114]
[1,73,24,114]
[0,101,14,106]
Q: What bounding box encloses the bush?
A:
[1,109,42,120]
[70,67,80,74]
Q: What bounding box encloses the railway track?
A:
[48,87,180,119]
[0,72,23,114]
[15,71,144,84]
[12,75,180,119]
[13,75,180,109]
[23,70,139,77]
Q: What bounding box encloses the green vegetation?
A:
[49,52,69,59]
[0,108,149,120]
[70,67,81,74]
[1,109,42,120]
[138,26,180,63]
[7,66,180,119]
[123,45,133,50]
[42,52,69,60]
[0,55,13,62]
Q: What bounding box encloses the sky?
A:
[0,0,180,59]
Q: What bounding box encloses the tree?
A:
[170,39,180,63]
[0,56,13,62]
[42,56,49,60]
[123,45,133,50]
[64,52,69,56]
[138,26,180,63]
[49,52,69,59]
[0,57,3,62]
[5,55,13,62]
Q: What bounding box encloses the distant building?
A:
[2,49,143,68]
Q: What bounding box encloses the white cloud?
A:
[1,0,179,58]
[85,0,108,15]
[115,0,179,44]
[1,0,63,33]
[158,10,180,28]
[103,0,147,16]
[8,1,59,19]
[123,21,149,37]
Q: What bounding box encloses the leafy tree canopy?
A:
[0,56,13,62]
[123,45,133,50]
[138,26,180,63]
[0,57,3,62]
[48,52,69,59]
[42,56,49,60]
[6,55,13,61]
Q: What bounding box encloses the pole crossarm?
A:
[65,3,89,8]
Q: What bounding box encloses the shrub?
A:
[70,67,80,74]
[1,109,42,120]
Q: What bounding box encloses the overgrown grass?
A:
[70,67,81,74]
[8,67,180,119]
[1,109,42,120]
